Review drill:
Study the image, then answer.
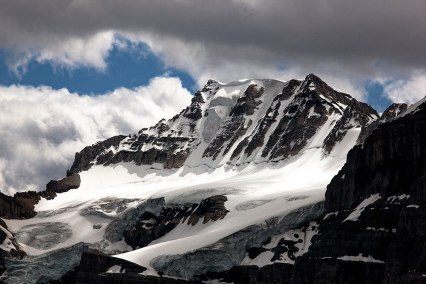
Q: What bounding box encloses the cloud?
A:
[35,31,115,71]
[382,72,426,104]
[6,31,116,75]
[0,76,192,195]
[1,0,425,67]
[0,0,425,102]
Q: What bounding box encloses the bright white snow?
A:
[344,194,381,222]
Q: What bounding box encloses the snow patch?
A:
[106,265,122,274]
[344,194,381,222]
[406,204,420,209]
[337,254,385,263]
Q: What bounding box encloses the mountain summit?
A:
[68,74,378,175]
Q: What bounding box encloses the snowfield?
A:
[5,133,357,274]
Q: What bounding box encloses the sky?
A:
[0,0,426,194]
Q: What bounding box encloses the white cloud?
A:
[382,72,426,104]
[8,31,117,75]
[36,31,115,71]
[0,76,192,195]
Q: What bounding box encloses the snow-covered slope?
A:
[1,74,380,283]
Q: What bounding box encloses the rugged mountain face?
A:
[290,100,426,283]
[67,74,378,174]
[2,74,422,284]
[381,102,408,121]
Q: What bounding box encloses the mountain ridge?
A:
[66,74,379,176]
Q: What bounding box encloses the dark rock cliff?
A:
[0,192,38,220]
[0,173,81,220]
[290,101,426,283]
[46,173,81,194]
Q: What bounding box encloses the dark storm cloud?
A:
[1,0,426,69]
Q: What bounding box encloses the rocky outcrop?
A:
[123,195,228,250]
[1,220,25,279]
[187,195,228,225]
[0,192,38,219]
[68,135,127,175]
[381,103,408,121]
[46,173,81,194]
[356,102,408,145]
[203,83,267,160]
[123,203,192,249]
[104,198,165,243]
[0,174,81,220]
[290,99,426,283]
[243,80,300,158]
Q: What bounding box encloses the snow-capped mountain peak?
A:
[66,74,378,176]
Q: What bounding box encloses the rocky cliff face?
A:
[0,192,38,220]
[0,173,81,221]
[289,99,426,283]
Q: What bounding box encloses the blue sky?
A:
[0,43,393,112]
[0,42,197,95]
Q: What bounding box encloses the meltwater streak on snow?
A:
[4,78,364,275]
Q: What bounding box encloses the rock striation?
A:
[66,74,378,174]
